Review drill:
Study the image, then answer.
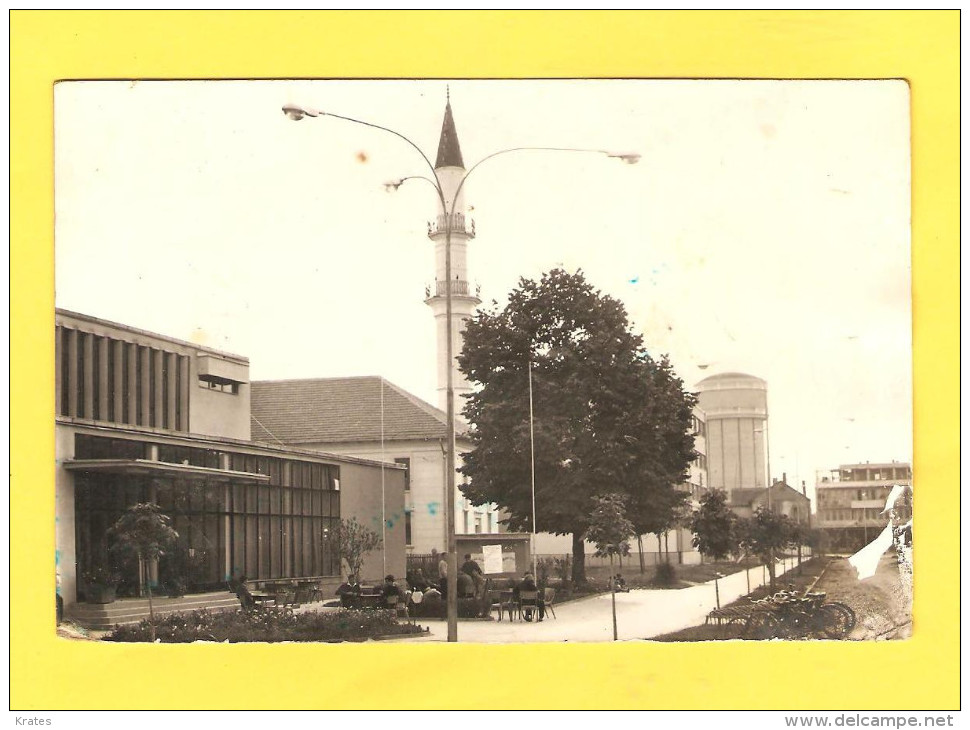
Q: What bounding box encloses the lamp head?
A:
[608,152,641,165]
[383,179,405,192]
[282,104,320,121]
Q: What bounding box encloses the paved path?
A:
[411,557,807,643]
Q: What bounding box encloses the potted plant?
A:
[83,565,120,604]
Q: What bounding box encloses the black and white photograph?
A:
[53,78,913,645]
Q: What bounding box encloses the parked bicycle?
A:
[743,586,856,640]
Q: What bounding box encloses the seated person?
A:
[460,554,486,598]
[457,571,476,599]
[381,574,404,608]
[614,573,629,592]
[515,572,545,621]
[335,574,360,608]
[230,574,255,610]
[406,568,430,592]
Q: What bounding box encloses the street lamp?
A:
[283,101,638,641]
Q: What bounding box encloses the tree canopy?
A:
[458,269,697,582]
[587,493,636,565]
[689,489,738,562]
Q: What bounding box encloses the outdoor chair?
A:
[517,589,540,622]
[384,593,409,621]
[542,587,557,619]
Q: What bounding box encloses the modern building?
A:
[815,462,913,551]
[695,372,770,502]
[250,376,501,555]
[55,309,406,619]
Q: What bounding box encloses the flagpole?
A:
[529,359,537,578]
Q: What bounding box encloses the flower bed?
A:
[104,607,426,643]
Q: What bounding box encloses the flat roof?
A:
[56,308,249,364]
[57,418,407,471]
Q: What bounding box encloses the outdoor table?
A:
[357,593,384,610]
[250,592,277,607]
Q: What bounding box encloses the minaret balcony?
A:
[427,213,475,239]
[424,279,482,301]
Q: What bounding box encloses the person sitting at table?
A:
[407,568,430,592]
[514,572,545,621]
[336,574,360,608]
[381,574,404,609]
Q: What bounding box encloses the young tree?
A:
[587,493,636,571]
[333,517,383,581]
[108,502,178,641]
[744,506,797,590]
[458,269,696,584]
[689,490,738,608]
[586,493,635,641]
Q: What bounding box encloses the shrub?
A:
[653,561,677,587]
[409,597,484,619]
[104,607,424,643]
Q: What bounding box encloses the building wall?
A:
[55,425,78,610]
[337,461,407,584]
[55,310,251,441]
[298,439,499,554]
[696,373,768,495]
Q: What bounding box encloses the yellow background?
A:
[10,10,959,709]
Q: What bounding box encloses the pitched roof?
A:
[434,96,464,169]
[729,482,810,507]
[251,376,465,445]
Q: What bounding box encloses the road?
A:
[813,551,912,640]
[410,557,808,643]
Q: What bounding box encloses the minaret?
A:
[425,93,481,413]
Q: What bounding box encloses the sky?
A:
[54,79,912,500]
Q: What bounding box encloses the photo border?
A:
[10,10,959,710]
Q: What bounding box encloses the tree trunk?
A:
[571,533,586,584]
[637,535,645,574]
[664,531,670,562]
[141,554,157,642]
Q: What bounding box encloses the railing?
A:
[424,280,482,299]
[427,213,476,238]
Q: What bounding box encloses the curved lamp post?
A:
[283,102,638,641]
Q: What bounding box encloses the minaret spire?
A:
[435,90,464,169]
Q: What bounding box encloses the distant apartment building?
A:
[815,461,913,551]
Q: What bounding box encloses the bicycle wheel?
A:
[745,612,780,640]
[814,604,851,639]
[825,602,857,633]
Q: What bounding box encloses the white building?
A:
[251,376,500,553]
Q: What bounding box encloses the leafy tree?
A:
[587,493,636,570]
[333,517,382,581]
[458,269,696,583]
[743,506,798,589]
[108,502,178,641]
[630,484,691,567]
[689,490,738,562]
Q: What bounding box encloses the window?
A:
[199,379,239,394]
[405,512,412,545]
[394,457,411,491]
[474,513,483,534]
